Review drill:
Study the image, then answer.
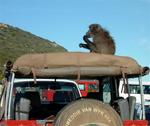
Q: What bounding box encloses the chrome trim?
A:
[139,76,145,120]
[4,73,15,119]
[7,73,15,119]
[4,78,11,119]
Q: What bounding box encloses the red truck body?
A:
[0,120,53,126]
[0,120,148,126]
[76,80,98,97]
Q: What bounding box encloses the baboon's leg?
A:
[83,35,97,52]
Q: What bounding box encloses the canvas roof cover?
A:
[12,52,146,78]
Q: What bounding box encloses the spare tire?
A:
[54,99,123,126]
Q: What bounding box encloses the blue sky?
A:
[0,0,150,81]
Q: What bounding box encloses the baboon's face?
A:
[86,24,101,37]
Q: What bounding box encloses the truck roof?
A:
[12,52,149,78]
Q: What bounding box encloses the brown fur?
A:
[79,24,116,54]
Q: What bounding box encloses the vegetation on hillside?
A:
[0,23,67,79]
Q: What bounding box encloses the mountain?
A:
[0,23,67,78]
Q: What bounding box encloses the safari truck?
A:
[0,52,149,126]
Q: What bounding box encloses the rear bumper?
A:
[0,120,53,126]
[123,120,148,126]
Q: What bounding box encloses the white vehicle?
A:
[119,81,150,104]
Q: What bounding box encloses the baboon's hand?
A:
[79,43,83,48]
[83,35,92,44]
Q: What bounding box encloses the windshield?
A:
[128,85,150,94]
[88,84,98,91]
[14,80,80,103]
[11,80,80,120]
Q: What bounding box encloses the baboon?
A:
[79,24,116,54]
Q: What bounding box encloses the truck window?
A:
[10,80,80,120]
[13,81,80,103]
[124,84,150,94]
[102,77,111,104]
[143,85,150,94]
[88,84,98,92]
[78,84,85,91]
[101,77,119,104]
[129,85,140,94]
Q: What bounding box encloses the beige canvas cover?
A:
[12,52,145,78]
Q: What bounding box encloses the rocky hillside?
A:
[0,23,67,78]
